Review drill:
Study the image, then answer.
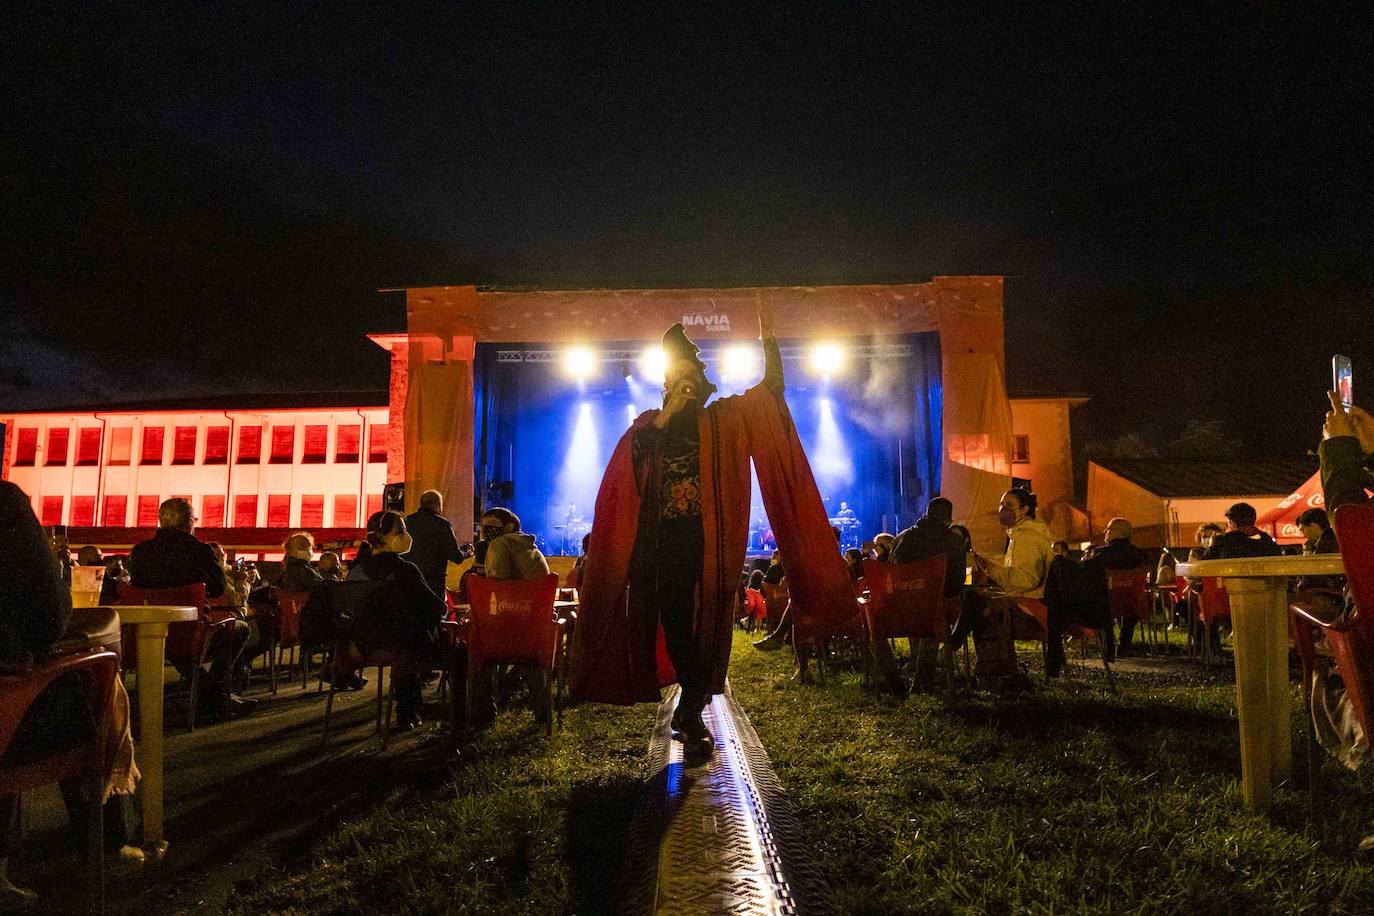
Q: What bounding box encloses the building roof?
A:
[1007,389,1091,404]
[1091,457,1317,499]
[0,391,391,415]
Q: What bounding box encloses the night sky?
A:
[3,4,1370,457]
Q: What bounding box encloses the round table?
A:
[1176,555,1345,811]
[108,604,198,857]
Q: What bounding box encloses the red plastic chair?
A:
[1198,577,1232,665]
[760,579,790,634]
[862,556,954,689]
[275,590,322,691]
[117,582,231,731]
[0,650,120,912]
[1106,567,1154,652]
[464,573,562,734]
[1292,503,1374,772]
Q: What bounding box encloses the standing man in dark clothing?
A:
[405,489,462,601]
[1081,517,1156,656]
[1203,503,1283,560]
[888,496,967,688]
[128,498,253,719]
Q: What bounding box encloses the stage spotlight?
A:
[564,347,597,379]
[640,347,667,383]
[810,343,846,377]
[721,345,758,381]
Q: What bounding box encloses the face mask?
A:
[997,507,1018,529]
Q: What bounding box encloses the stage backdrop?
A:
[386,277,1013,552]
[471,333,942,553]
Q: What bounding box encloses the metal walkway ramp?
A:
[619,684,827,915]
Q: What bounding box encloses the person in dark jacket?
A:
[128,498,252,719]
[277,532,323,593]
[1081,517,1156,656]
[1202,503,1282,560]
[0,482,139,907]
[351,511,446,729]
[887,497,967,689]
[405,490,463,600]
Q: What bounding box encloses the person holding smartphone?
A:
[1322,389,1374,510]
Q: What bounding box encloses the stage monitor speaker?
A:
[487,480,514,503]
[382,483,406,512]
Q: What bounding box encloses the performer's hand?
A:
[757,295,776,340]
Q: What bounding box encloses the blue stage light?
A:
[812,396,855,489]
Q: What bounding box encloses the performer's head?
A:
[661,323,717,406]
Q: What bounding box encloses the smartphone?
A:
[1333,354,1353,408]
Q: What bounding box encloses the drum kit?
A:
[554,504,592,555]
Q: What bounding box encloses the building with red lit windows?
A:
[0,392,392,554]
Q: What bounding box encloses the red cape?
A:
[568,383,859,704]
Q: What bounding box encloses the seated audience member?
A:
[843,548,865,581]
[1051,540,1070,559]
[0,483,142,908]
[888,497,967,689]
[76,545,123,605]
[752,554,792,651]
[348,511,446,729]
[277,531,323,593]
[1081,517,1155,656]
[318,551,343,581]
[1195,522,1225,551]
[1156,549,1177,586]
[1295,506,1343,594]
[873,533,895,563]
[943,488,1052,679]
[405,489,463,600]
[1203,503,1282,560]
[480,507,550,580]
[129,498,253,720]
[743,569,767,633]
[571,533,591,590]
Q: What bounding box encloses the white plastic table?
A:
[1177,555,1345,811]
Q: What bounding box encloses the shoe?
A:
[752,634,787,652]
[346,673,368,691]
[224,695,258,719]
[683,734,714,766]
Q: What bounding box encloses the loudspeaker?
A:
[487,480,514,503]
[382,483,406,512]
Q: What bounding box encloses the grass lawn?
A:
[224,700,653,915]
[729,630,1374,915]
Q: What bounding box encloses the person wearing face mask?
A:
[277,532,323,593]
[347,511,446,729]
[478,507,549,581]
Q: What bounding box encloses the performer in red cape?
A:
[568,301,860,762]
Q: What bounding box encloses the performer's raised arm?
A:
[758,296,784,394]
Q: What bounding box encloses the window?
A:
[77,428,101,466]
[1012,434,1031,464]
[136,495,161,526]
[71,496,96,527]
[233,495,259,527]
[202,495,225,528]
[302,425,328,464]
[46,428,69,466]
[366,494,383,518]
[107,427,131,466]
[204,426,229,464]
[102,495,128,526]
[40,496,64,526]
[13,428,38,466]
[269,426,295,464]
[237,426,262,464]
[172,426,198,464]
[266,494,291,527]
[335,424,360,463]
[367,425,388,463]
[141,427,165,465]
[333,493,358,527]
[300,495,324,527]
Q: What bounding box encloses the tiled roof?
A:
[1092,457,1317,499]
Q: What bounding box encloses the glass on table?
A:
[71,565,105,608]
